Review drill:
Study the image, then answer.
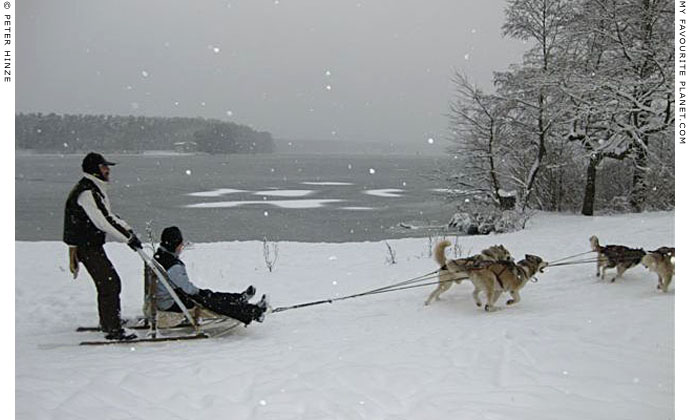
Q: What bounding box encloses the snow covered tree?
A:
[497,0,575,210]
[446,72,515,210]
[444,0,673,218]
[562,0,674,213]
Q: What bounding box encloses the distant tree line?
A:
[445,0,673,221]
[15,113,275,154]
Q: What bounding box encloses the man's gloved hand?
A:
[68,247,79,279]
[127,234,143,251]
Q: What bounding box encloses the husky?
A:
[641,247,675,292]
[467,254,548,312]
[589,235,646,282]
[425,240,513,306]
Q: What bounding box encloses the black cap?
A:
[161,226,184,252]
[82,152,117,175]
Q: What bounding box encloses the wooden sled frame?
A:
[142,252,242,338]
[78,249,241,346]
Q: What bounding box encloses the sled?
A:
[78,249,243,346]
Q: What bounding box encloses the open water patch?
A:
[339,206,377,211]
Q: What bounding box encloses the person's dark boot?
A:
[241,285,256,302]
[253,294,270,323]
[105,328,137,341]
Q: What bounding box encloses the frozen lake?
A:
[15,153,454,242]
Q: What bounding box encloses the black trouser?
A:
[77,245,122,333]
[166,289,261,325]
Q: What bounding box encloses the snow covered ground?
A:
[16,212,674,420]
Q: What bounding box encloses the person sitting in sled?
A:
[154,226,269,325]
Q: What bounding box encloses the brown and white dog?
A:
[467,255,548,312]
[589,235,646,282]
[425,240,513,306]
[641,247,675,292]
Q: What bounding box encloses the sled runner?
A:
[79,332,210,346]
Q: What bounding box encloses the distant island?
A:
[15,113,275,154]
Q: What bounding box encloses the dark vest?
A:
[154,247,184,271]
[63,177,106,247]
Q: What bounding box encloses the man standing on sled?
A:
[154,226,269,325]
[63,152,143,341]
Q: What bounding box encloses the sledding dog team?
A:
[63,152,675,341]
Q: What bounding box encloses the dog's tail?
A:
[433,240,452,266]
[641,253,656,269]
[589,235,601,252]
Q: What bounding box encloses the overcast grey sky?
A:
[17,0,526,145]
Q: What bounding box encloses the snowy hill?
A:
[16,212,674,420]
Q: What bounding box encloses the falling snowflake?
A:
[332,280,337,285]
[325,70,331,76]
[369,168,376,175]
[212,47,221,53]
[325,85,332,91]
[185,169,192,175]
[427,138,434,144]
[263,211,269,217]
[347,164,352,170]
[259,400,267,406]
[226,110,233,117]
[464,54,470,60]
[141,70,149,78]
[331,131,337,136]
[174,101,180,106]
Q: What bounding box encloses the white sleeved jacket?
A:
[76,173,132,243]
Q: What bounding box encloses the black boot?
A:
[105,328,137,341]
[241,285,256,302]
[253,295,270,323]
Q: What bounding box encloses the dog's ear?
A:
[525,254,542,262]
